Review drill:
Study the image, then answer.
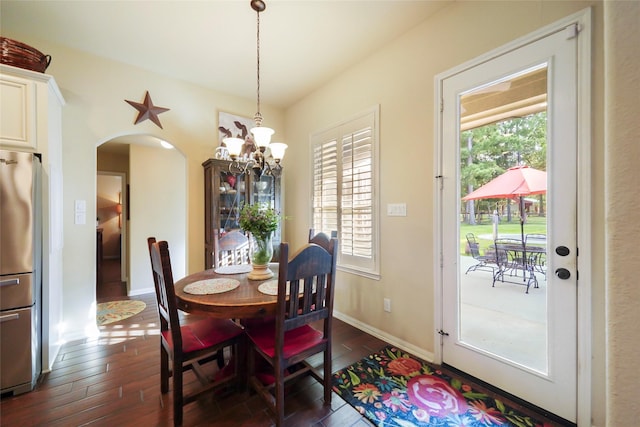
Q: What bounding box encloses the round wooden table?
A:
[174,264,280,319]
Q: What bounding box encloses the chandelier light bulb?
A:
[250,126,274,148]
[223,137,244,158]
[269,142,287,160]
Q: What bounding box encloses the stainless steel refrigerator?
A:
[0,149,42,396]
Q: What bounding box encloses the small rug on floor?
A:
[96,300,146,325]
[333,346,553,427]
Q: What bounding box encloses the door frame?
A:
[433,8,592,426]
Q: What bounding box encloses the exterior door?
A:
[439,23,580,422]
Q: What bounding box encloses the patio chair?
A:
[525,233,547,277]
[493,238,538,293]
[465,233,497,274]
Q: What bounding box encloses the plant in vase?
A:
[239,203,280,280]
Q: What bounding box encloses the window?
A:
[311,106,379,278]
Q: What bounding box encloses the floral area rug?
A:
[96,300,146,325]
[332,346,555,427]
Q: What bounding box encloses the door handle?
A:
[0,313,20,323]
[555,268,571,280]
[0,278,20,288]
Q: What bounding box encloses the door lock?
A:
[555,268,571,280]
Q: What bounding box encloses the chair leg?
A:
[161,345,169,394]
[323,348,332,404]
[173,359,183,426]
[275,363,285,427]
[216,349,225,369]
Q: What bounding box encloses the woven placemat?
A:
[214,264,252,275]
[184,278,240,295]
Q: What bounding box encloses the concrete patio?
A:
[459,255,548,373]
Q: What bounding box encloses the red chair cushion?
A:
[162,317,243,354]
[246,323,324,359]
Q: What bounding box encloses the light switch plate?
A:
[75,199,86,213]
[75,212,86,225]
[387,203,407,216]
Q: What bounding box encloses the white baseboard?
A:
[129,287,155,297]
[333,310,435,363]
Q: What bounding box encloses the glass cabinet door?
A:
[251,174,281,251]
[218,170,247,230]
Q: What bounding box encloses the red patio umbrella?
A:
[462,165,547,241]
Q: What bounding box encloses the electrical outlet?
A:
[383,298,391,312]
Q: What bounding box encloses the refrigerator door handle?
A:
[0,313,20,323]
[0,278,20,288]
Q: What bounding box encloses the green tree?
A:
[461,112,547,224]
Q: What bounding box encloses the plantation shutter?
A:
[312,139,339,234]
[341,127,372,259]
[311,106,379,276]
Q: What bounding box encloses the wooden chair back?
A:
[147,237,245,426]
[277,239,338,333]
[147,237,181,345]
[246,237,338,426]
[308,228,338,251]
[213,229,250,268]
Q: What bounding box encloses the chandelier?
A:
[224,0,287,178]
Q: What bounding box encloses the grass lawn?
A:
[460,215,547,255]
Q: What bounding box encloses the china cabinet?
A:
[203,158,282,269]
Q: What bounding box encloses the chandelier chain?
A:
[254,9,262,126]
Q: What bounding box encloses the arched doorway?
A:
[96,135,186,297]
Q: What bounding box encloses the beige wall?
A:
[604,1,640,425]
[0,34,285,339]
[4,0,639,424]
[283,1,609,425]
[129,143,187,295]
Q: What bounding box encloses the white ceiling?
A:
[1,0,452,108]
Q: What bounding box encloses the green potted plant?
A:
[239,203,280,280]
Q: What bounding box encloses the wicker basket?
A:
[0,37,51,73]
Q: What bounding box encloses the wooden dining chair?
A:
[147,237,245,426]
[308,228,338,250]
[213,229,251,268]
[245,238,338,426]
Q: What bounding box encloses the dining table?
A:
[174,263,281,319]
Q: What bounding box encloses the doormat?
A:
[96,300,146,325]
[333,346,557,427]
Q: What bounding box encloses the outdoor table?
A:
[493,243,546,293]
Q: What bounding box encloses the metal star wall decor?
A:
[125,91,170,129]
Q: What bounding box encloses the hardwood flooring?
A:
[0,291,383,426]
[0,259,569,426]
[96,258,127,302]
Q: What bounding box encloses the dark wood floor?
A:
[96,257,127,302]
[0,259,569,426]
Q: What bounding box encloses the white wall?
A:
[129,144,186,295]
